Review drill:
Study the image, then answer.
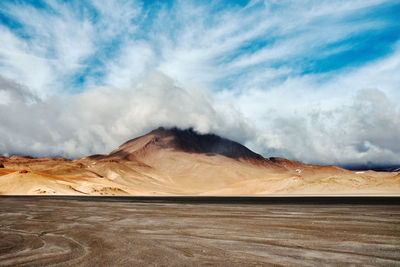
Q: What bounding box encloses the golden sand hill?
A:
[0,127,399,195]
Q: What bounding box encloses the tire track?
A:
[0,230,86,266]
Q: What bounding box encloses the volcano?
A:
[107,127,265,161]
[0,127,399,195]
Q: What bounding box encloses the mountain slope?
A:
[1,127,399,195]
[103,127,265,162]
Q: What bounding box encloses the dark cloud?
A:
[0,76,38,103]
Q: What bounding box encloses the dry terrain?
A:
[1,127,399,195]
[0,197,399,266]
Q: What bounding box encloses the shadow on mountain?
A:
[102,127,266,162]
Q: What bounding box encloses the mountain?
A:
[106,127,265,162]
[0,127,399,195]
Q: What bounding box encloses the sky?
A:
[0,0,399,168]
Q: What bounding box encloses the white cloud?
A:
[0,1,95,97]
[89,0,142,38]
[0,0,393,95]
[0,72,253,158]
[103,41,156,88]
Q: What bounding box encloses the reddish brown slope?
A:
[1,127,399,195]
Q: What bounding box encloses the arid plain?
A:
[1,197,400,266]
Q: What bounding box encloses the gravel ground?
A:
[0,197,399,266]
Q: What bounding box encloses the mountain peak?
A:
[108,127,265,162]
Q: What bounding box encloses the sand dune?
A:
[1,127,399,195]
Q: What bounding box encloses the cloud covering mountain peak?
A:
[1,71,399,167]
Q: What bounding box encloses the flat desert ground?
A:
[0,197,399,266]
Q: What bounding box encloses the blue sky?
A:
[0,0,400,167]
